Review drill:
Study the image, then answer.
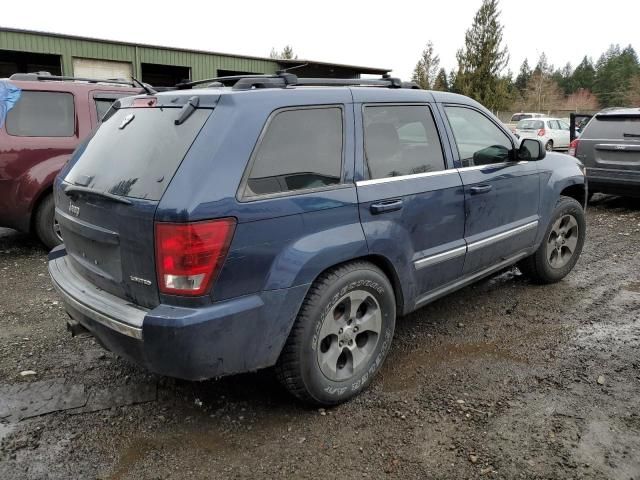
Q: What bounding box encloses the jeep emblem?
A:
[68,203,80,217]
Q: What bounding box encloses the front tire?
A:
[518,196,585,284]
[34,193,62,250]
[276,261,396,406]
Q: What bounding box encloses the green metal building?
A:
[0,28,389,86]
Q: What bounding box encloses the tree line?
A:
[411,0,640,112]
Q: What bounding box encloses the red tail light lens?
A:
[155,218,236,296]
[537,129,546,137]
[568,139,579,157]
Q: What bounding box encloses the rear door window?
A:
[6,91,75,137]
[363,105,445,179]
[243,106,343,198]
[64,107,211,200]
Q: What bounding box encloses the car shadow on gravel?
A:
[0,228,44,252]
[589,194,640,211]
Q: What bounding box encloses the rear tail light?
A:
[537,129,546,137]
[155,218,236,296]
[568,139,579,157]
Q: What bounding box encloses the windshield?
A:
[511,114,532,122]
[65,107,211,201]
[517,120,544,130]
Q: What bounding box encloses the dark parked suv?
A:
[0,73,141,248]
[569,107,640,198]
[48,74,587,405]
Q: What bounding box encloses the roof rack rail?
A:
[9,72,138,87]
[175,73,419,90]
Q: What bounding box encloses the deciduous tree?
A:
[411,41,440,90]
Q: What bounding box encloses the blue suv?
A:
[48,74,586,405]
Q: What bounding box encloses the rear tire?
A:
[545,140,554,152]
[518,196,585,284]
[34,193,62,250]
[275,261,396,406]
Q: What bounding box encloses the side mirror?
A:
[518,138,546,161]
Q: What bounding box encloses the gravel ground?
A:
[1,194,639,480]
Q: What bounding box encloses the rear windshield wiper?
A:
[63,185,132,205]
[174,96,200,125]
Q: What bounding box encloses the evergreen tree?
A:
[534,52,552,76]
[433,68,449,91]
[453,0,510,110]
[269,45,297,60]
[552,62,574,94]
[411,41,440,89]
[515,59,531,94]
[626,74,640,106]
[571,56,596,92]
[593,44,640,106]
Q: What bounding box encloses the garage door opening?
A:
[72,58,132,81]
[141,63,190,87]
[0,50,62,78]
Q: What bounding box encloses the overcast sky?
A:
[2,0,638,80]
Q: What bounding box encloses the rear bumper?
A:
[587,167,640,197]
[48,246,308,380]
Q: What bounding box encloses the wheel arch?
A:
[29,185,54,233]
[297,254,406,319]
[560,183,586,208]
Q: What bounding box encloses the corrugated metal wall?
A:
[0,29,279,79]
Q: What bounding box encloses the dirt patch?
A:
[1,193,639,479]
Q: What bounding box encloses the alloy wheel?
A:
[316,290,382,381]
[546,214,579,269]
[53,218,63,242]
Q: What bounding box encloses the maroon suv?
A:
[0,73,140,248]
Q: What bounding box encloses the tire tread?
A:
[519,195,585,284]
[275,261,385,405]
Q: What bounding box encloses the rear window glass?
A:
[65,107,210,201]
[517,120,544,130]
[511,114,531,122]
[244,107,343,198]
[6,91,75,137]
[583,116,640,139]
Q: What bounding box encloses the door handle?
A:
[470,184,493,195]
[370,199,403,214]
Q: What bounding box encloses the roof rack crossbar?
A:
[176,74,282,89]
[176,73,419,90]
